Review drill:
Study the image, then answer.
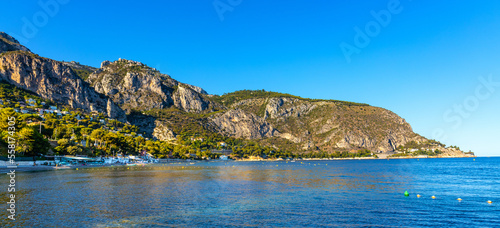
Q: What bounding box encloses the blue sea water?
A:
[1,157,500,227]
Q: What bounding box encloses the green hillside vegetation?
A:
[93,59,168,84]
[70,67,93,80]
[0,82,55,108]
[0,50,46,61]
[212,89,369,107]
[0,81,329,159]
[222,92,418,153]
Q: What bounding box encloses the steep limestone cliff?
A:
[0,32,468,155]
[210,109,276,139]
[0,32,30,54]
[86,59,216,113]
[0,33,126,121]
[212,91,426,153]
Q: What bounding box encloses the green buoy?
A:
[404,191,409,197]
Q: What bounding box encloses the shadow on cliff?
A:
[126,111,157,139]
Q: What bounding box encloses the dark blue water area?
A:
[1,157,499,227]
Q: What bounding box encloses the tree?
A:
[90,129,106,140]
[67,145,83,155]
[17,127,50,156]
[0,108,23,130]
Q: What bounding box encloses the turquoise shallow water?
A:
[1,157,499,227]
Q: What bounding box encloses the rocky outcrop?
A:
[0,32,30,54]
[152,120,177,141]
[210,109,276,139]
[0,51,126,121]
[218,94,430,153]
[0,32,468,155]
[0,32,126,121]
[264,97,317,119]
[173,85,209,112]
[100,60,111,68]
[87,59,213,113]
[185,84,208,95]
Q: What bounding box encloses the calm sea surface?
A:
[1,157,500,227]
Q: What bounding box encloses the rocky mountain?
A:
[208,91,424,153]
[62,61,98,80]
[0,33,126,121]
[86,59,216,113]
[0,32,30,54]
[0,32,468,155]
[210,108,277,139]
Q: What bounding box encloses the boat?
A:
[53,162,72,169]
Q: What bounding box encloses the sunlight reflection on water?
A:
[1,158,499,227]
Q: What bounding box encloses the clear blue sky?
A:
[1,0,499,156]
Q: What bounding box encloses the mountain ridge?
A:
[0,32,470,156]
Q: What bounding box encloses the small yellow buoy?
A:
[432,196,436,199]
[487,200,492,204]
[127,167,129,169]
[457,198,462,201]
[417,194,421,198]
[473,159,475,161]
[76,168,78,170]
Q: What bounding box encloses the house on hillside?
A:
[191,137,204,142]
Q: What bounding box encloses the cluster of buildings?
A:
[2,97,72,116]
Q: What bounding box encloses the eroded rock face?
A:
[226,96,428,152]
[100,60,111,68]
[0,51,126,121]
[185,84,208,95]
[152,120,177,141]
[87,59,212,113]
[173,85,209,112]
[0,32,466,155]
[210,109,276,139]
[0,32,30,54]
[264,97,316,119]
